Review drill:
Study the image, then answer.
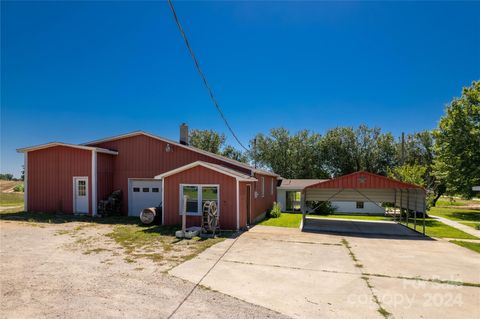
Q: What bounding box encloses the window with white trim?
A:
[270,178,274,196]
[180,185,219,215]
[261,177,265,198]
[356,201,364,209]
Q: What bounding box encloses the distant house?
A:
[277,179,385,215]
[473,186,480,192]
[17,125,278,230]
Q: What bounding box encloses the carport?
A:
[301,171,427,235]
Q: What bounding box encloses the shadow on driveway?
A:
[302,217,434,240]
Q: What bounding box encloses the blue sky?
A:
[1,1,479,177]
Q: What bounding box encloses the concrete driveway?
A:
[170,225,480,319]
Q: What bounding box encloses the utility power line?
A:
[167,0,249,151]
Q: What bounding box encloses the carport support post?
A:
[413,190,417,230]
[423,196,426,236]
[406,189,409,228]
[393,189,397,223]
[399,189,403,225]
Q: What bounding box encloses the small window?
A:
[143,188,149,192]
[270,178,274,196]
[77,180,86,196]
[356,201,364,209]
[152,188,159,193]
[133,187,140,192]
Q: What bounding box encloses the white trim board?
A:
[91,150,97,216]
[24,152,28,211]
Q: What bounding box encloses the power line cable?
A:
[167,0,249,151]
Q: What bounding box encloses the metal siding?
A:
[96,153,115,202]
[90,134,251,215]
[163,165,238,230]
[251,173,276,221]
[27,146,91,213]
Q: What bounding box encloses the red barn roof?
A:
[306,171,424,190]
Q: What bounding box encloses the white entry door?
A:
[73,177,89,214]
[129,179,162,216]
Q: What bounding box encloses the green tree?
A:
[221,145,248,163]
[189,128,248,163]
[189,129,226,154]
[320,125,397,177]
[433,81,480,198]
[252,128,325,179]
[0,173,14,181]
[387,164,427,187]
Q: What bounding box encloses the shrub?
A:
[13,184,24,192]
[268,202,282,218]
[305,201,336,215]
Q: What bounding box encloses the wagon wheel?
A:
[207,201,219,235]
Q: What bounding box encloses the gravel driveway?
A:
[0,221,287,319]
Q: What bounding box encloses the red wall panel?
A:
[96,153,115,202]
[90,134,251,215]
[250,173,276,221]
[27,146,91,213]
[163,165,238,230]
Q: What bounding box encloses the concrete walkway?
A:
[430,215,480,238]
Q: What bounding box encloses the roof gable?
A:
[154,161,257,181]
[17,142,118,155]
[306,171,424,190]
[83,131,278,177]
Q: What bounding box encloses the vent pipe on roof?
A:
[180,123,189,145]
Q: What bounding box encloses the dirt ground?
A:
[0,221,287,319]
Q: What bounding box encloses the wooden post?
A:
[182,195,187,233]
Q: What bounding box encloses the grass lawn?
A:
[310,214,392,221]
[428,206,480,222]
[259,213,302,228]
[450,240,480,254]
[0,192,24,207]
[405,218,478,239]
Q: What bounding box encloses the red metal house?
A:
[17,126,278,230]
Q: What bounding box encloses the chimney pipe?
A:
[180,123,189,145]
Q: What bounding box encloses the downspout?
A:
[24,152,28,212]
[236,178,240,230]
[91,150,97,217]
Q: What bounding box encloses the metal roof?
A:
[306,171,424,190]
[154,161,257,181]
[82,131,279,177]
[16,142,118,155]
[278,179,328,190]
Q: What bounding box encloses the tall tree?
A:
[252,128,325,179]
[189,129,248,163]
[320,125,396,177]
[189,129,226,154]
[221,145,248,163]
[433,81,480,198]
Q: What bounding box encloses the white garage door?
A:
[129,179,162,217]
